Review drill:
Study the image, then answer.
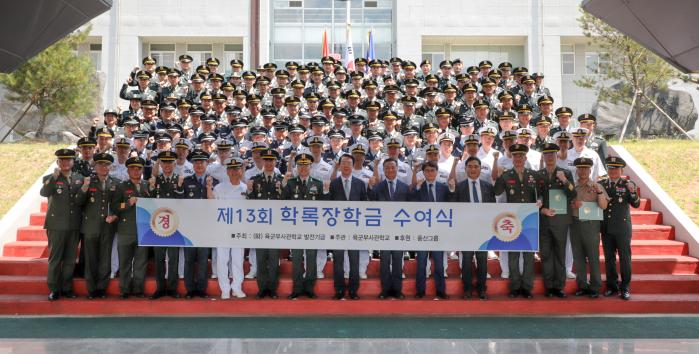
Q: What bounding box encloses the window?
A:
[224,44,244,73]
[89,43,102,71]
[187,44,213,68]
[561,44,574,75]
[149,44,175,67]
[585,51,609,75]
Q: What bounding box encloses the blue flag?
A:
[366,30,375,61]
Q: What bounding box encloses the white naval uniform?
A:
[213,180,248,298]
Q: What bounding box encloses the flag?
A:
[344,22,355,72]
[322,29,330,57]
[366,29,375,61]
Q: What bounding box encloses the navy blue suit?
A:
[329,176,368,297]
[451,178,496,294]
[369,179,411,295]
[412,180,451,296]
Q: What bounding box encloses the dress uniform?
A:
[76,153,118,299]
[571,157,609,298]
[40,149,84,301]
[149,151,185,299]
[73,136,96,177]
[579,114,608,165]
[283,154,326,299]
[493,144,540,298]
[601,156,640,300]
[247,149,285,299]
[537,143,576,298]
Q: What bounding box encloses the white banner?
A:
[136,199,539,251]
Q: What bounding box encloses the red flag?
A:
[322,29,330,57]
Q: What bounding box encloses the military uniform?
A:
[283,153,325,299]
[40,149,84,300]
[111,157,151,298]
[537,144,576,297]
[247,149,285,299]
[75,153,118,298]
[601,157,640,300]
[493,144,540,298]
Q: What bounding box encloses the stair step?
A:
[631,211,662,225]
[29,213,45,227]
[603,239,687,256]
[40,200,47,213]
[632,224,674,240]
[0,293,698,316]
[16,226,46,241]
[631,198,651,211]
[2,241,48,258]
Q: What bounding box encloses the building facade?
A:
[85,0,601,115]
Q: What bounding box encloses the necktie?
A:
[343,178,350,200]
[472,181,480,203]
[388,180,394,200]
[302,179,307,188]
[428,183,435,202]
[267,176,272,185]
[198,176,204,187]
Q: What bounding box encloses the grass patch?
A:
[0,141,60,218]
[618,139,699,225]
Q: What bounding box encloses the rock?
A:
[58,131,80,144]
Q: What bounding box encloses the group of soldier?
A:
[40,54,640,302]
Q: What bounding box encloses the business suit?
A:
[182,174,218,297]
[369,178,410,297]
[451,178,495,297]
[329,175,368,299]
[412,180,451,298]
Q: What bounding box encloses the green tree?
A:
[0,26,98,139]
[575,9,678,138]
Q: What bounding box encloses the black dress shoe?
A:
[463,291,472,299]
[604,289,618,297]
[87,292,95,300]
[553,289,567,298]
[436,291,449,300]
[378,292,388,299]
[305,291,317,299]
[98,290,107,299]
[333,292,344,300]
[589,290,600,298]
[185,291,195,299]
[621,290,631,300]
[119,293,129,300]
[478,291,488,300]
[62,292,77,299]
[415,292,425,299]
[575,289,589,297]
[269,292,278,299]
[198,291,208,299]
[132,293,146,298]
[349,293,360,300]
[149,291,165,300]
[521,290,533,299]
[545,289,554,298]
[288,292,302,300]
[48,292,60,301]
[508,290,520,298]
[167,290,181,299]
[394,292,406,300]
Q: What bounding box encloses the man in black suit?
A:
[329,154,368,300]
[413,161,451,300]
[368,158,411,299]
[449,156,496,300]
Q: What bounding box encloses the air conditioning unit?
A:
[289,1,302,7]
[364,1,377,8]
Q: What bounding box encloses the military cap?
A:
[424,74,439,83]
[382,110,398,120]
[307,136,324,147]
[606,156,627,168]
[334,66,347,75]
[455,73,469,82]
[541,143,560,154]
[77,136,97,147]
[297,65,310,73]
[578,113,597,123]
[135,70,152,80]
[221,82,234,92]
[142,56,156,65]
[498,62,513,70]
[517,127,535,138]
[383,84,400,93]
[402,126,419,135]
[224,157,244,169]
[478,60,493,69]
[537,95,554,105]
[272,121,288,131]
[480,77,497,87]
[197,132,216,142]
[572,127,590,137]
[326,80,342,89]
[402,60,417,69]
[304,92,320,101]
[255,76,271,86]
[331,107,348,117]
[206,58,220,66]
[386,137,403,147]
[420,59,431,67]
[458,116,475,127]
[364,101,381,111]
[189,106,205,116]
[241,71,256,79]
[283,61,299,69]
[573,157,593,168]
[517,104,533,114]
[474,99,490,109]
[246,94,262,103]
[230,59,244,68]
[176,98,193,109]
[466,65,480,74]
[349,115,366,125]
[93,152,114,164]
[198,91,213,101]
[95,127,114,138]
[488,69,502,79]
[328,129,346,139]
[463,134,480,145]
[115,137,132,148]
[532,72,545,79]
[442,84,459,93]
[319,98,335,108]
[553,131,573,141]
[201,114,218,124]
[368,59,382,67]
[125,156,146,168]
[311,116,329,126]
[321,56,336,64]
[290,79,306,88]
[438,133,455,144]
[500,130,518,140]
[189,149,210,161]
[216,138,236,150]
[424,144,440,153]
[174,138,192,150]
[179,54,193,63]
[55,148,76,159]
[439,60,453,68]
[165,123,183,134]
[229,71,242,79]
[190,73,206,82]
[161,102,177,111]
[536,117,553,126]
[293,153,314,165]
[509,143,529,155]
[275,69,290,78]
[555,107,573,117]
[362,80,378,89]
[345,89,361,98]
[521,75,536,84]
[157,150,177,161]
[498,111,516,121]
[400,96,418,105]
[422,123,439,134]
[498,90,515,101]
[355,57,368,65]
[154,132,173,143]
[209,73,224,82]
[284,122,304,134]
[132,130,149,139]
[284,96,300,106]
[351,144,367,154]
[103,108,119,117]
[367,131,383,141]
[479,126,498,137]
[155,66,168,75]
[513,66,529,75]
[251,141,269,151]
[462,82,478,92]
[250,127,269,137]
[403,78,420,87]
[311,66,324,74]
[435,107,453,117]
[231,89,247,98]
[195,65,210,75]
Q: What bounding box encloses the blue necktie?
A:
[472,181,480,203]
[388,180,394,200]
[428,183,435,202]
